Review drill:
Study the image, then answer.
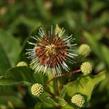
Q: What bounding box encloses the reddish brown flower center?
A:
[35,36,68,68]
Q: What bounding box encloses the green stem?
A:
[53,78,59,96]
[47,69,81,84]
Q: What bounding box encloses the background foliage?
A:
[0,0,109,109]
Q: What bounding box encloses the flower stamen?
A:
[45,44,56,56]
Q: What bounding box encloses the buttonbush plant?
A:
[0,0,109,109]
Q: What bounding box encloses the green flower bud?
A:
[78,44,91,57]
[71,94,85,108]
[55,24,62,36]
[16,61,28,67]
[81,62,92,75]
[31,83,43,96]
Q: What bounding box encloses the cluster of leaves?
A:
[0,0,109,109]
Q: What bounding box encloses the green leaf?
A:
[0,96,24,108]
[34,72,48,85]
[84,32,102,60]
[7,96,25,108]
[0,29,21,66]
[39,92,58,108]
[100,45,109,69]
[55,97,67,107]
[8,16,42,34]
[0,86,16,96]
[55,97,74,109]
[61,104,74,109]
[84,32,109,70]
[0,44,11,75]
[0,67,35,86]
[61,71,105,101]
[91,1,106,14]
[34,103,43,109]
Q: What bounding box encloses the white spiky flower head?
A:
[31,83,43,96]
[71,94,85,108]
[26,25,77,75]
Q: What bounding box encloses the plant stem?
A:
[47,69,81,84]
[53,78,59,96]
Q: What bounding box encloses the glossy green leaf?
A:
[39,92,57,108]
[61,71,105,101]
[0,67,35,86]
[0,29,21,66]
[0,44,11,75]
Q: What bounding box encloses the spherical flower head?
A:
[71,94,85,108]
[16,61,28,67]
[31,83,43,96]
[78,44,91,57]
[80,61,92,75]
[26,25,77,74]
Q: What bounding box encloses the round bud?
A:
[81,62,92,75]
[31,83,43,96]
[16,61,28,67]
[55,24,62,36]
[71,94,85,108]
[78,44,91,57]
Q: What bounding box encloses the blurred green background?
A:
[0,0,109,109]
